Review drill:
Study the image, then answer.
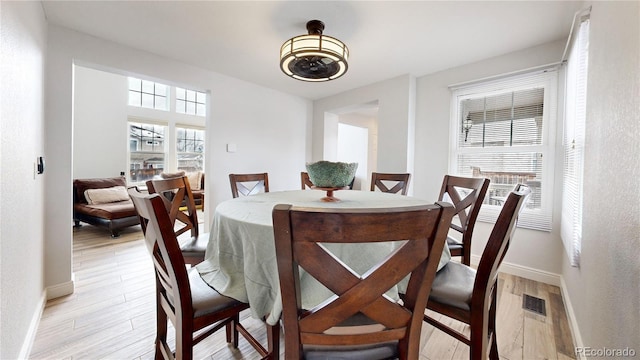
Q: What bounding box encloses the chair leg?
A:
[488,291,499,360]
[155,283,168,360]
[227,313,240,348]
[176,318,194,360]
[266,322,280,360]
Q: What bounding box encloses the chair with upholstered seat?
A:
[229,173,269,198]
[424,184,530,360]
[127,189,278,360]
[273,202,455,359]
[437,175,490,266]
[146,176,207,266]
[370,172,411,195]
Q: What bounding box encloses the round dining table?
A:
[196,189,451,325]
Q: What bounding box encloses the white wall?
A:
[45,26,311,300]
[337,122,368,189]
[73,66,208,180]
[0,2,47,358]
[73,66,129,179]
[337,113,378,189]
[313,74,416,175]
[561,1,640,349]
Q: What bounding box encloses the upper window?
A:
[450,71,557,231]
[128,77,169,111]
[128,121,167,184]
[176,88,206,117]
[176,127,205,172]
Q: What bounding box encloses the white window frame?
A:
[449,71,558,231]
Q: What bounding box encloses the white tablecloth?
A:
[196,190,451,325]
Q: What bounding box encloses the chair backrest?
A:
[127,189,194,319]
[438,176,489,247]
[370,172,411,195]
[273,202,455,359]
[229,173,269,198]
[146,176,199,238]
[473,184,530,309]
[300,171,313,190]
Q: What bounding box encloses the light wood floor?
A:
[30,223,576,359]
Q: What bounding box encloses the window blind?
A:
[561,16,589,267]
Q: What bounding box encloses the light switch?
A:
[227,143,237,153]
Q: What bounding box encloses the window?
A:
[450,71,557,231]
[176,87,206,116]
[561,13,590,267]
[128,77,169,111]
[128,121,167,183]
[176,126,205,172]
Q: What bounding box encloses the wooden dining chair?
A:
[437,175,490,266]
[229,173,269,198]
[424,184,531,360]
[272,202,455,359]
[127,189,278,360]
[146,176,207,266]
[370,172,411,195]
[300,171,314,190]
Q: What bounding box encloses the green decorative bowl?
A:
[306,161,358,188]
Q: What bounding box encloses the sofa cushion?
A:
[187,171,203,190]
[161,171,186,179]
[74,177,127,204]
[74,201,137,220]
[84,186,129,205]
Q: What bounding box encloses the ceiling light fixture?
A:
[280,20,349,82]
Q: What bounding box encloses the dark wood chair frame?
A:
[273,202,455,359]
[300,171,313,190]
[424,184,531,360]
[229,173,270,198]
[127,189,279,360]
[438,175,490,266]
[146,176,207,266]
[370,172,411,195]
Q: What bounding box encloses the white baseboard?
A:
[560,276,584,359]
[45,274,75,300]
[18,291,46,359]
[470,255,561,286]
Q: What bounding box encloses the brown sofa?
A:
[73,177,140,237]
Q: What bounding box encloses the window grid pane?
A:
[127,77,168,111]
[175,87,206,117]
[176,127,205,172]
[129,122,167,183]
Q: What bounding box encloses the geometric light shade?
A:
[280,20,349,82]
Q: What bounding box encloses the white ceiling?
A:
[41,1,582,100]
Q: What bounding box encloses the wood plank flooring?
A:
[30,223,576,359]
